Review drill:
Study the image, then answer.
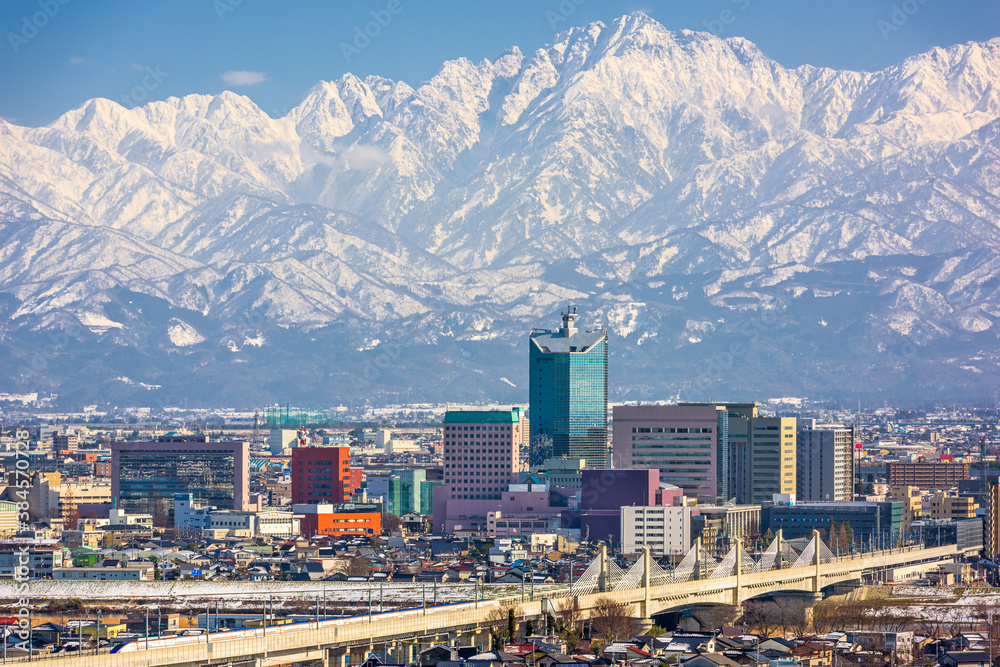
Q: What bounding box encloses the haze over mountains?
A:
[2,12,999,408]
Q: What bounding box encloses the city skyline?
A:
[2,3,999,661]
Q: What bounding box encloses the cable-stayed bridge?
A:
[25,531,969,667]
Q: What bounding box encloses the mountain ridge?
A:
[1,12,998,408]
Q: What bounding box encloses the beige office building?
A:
[718,404,796,504]
[987,479,1000,561]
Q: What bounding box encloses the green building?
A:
[367,470,440,516]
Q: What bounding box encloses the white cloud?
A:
[220,70,269,86]
[68,57,86,65]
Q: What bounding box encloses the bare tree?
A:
[382,513,403,534]
[346,557,371,577]
[781,599,812,638]
[557,597,583,652]
[590,596,639,644]
[873,602,914,633]
[741,599,782,638]
[558,596,583,633]
[810,600,839,635]
[835,599,871,634]
[915,614,943,642]
[485,602,521,649]
[967,599,1000,645]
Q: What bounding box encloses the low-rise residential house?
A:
[939,651,993,667]
[683,654,741,667]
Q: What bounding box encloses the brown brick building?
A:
[887,460,969,488]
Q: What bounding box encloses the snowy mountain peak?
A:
[0,15,998,405]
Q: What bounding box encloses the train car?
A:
[112,597,500,653]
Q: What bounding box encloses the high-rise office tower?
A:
[796,420,855,502]
[682,402,796,504]
[441,407,527,501]
[612,404,729,504]
[529,307,608,467]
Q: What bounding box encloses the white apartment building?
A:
[208,510,299,539]
[621,505,693,556]
[797,420,855,502]
[269,429,298,456]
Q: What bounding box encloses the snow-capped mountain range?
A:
[2,12,999,407]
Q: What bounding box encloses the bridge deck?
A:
[18,543,961,667]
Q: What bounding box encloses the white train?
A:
[111,598,496,654]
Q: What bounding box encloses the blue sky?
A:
[0,0,997,126]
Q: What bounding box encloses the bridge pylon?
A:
[733,539,742,606]
[775,529,783,570]
[641,546,651,618]
[693,536,703,580]
[598,544,608,592]
[813,529,822,593]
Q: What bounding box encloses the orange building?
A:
[347,467,364,497]
[293,503,382,538]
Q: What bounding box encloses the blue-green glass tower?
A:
[529,307,608,468]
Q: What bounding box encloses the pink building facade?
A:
[612,404,723,504]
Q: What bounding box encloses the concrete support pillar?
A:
[349,645,368,666]
[813,529,822,593]
[775,529,783,570]
[598,544,608,592]
[327,647,348,667]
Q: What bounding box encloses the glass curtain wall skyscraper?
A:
[529,306,608,468]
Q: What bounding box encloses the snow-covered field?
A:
[879,586,1000,625]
